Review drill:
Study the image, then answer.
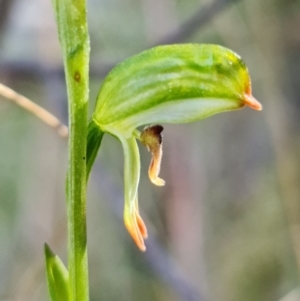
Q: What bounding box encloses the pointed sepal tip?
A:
[243,94,263,111]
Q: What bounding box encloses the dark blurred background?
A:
[1,0,300,300]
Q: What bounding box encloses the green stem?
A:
[68,102,89,301]
[51,0,90,300]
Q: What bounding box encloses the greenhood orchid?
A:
[87,44,262,251]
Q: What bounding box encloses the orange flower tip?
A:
[136,214,148,239]
[243,94,263,111]
[150,176,166,187]
[124,216,147,252]
[129,229,147,251]
[140,244,147,252]
[133,235,146,251]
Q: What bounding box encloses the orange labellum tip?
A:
[141,125,165,187]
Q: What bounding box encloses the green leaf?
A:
[92,44,261,137]
[86,120,104,181]
[44,243,70,301]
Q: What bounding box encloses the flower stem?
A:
[51,0,90,300]
[67,101,89,301]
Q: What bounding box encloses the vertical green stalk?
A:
[51,0,90,300]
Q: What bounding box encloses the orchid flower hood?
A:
[87,44,262,251]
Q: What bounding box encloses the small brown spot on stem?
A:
[74,71,81,82]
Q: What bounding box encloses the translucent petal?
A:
[116,132,147,251]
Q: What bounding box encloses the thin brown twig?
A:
[0,83,68,137]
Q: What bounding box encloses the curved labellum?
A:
[91,44,262,251]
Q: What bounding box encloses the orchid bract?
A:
[44,244,70,301]
[87,44,262,251]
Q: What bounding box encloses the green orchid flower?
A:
[87,44,262,251]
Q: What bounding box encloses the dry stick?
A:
[0,83,68,137]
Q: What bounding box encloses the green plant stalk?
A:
[51,0,90,300]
